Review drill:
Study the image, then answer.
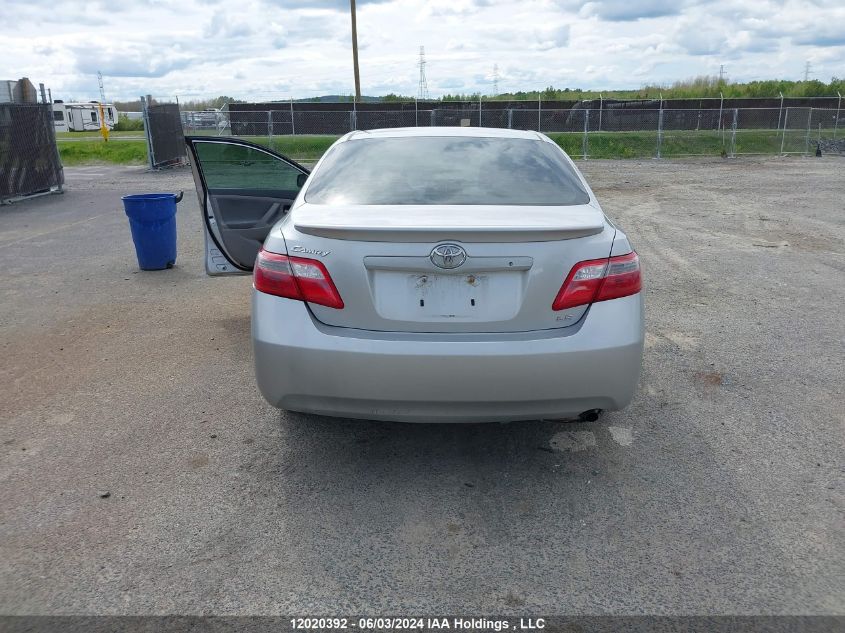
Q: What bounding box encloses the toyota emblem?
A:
[430,244,467,269]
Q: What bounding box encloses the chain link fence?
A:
[1,103,64,203]
[177,102,843,160]
[141,97,187,169]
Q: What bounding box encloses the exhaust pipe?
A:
[578,409,602,422]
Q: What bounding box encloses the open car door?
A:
[185,137,309,275]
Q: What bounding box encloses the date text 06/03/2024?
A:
[289,617,546,631]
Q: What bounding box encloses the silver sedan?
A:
[186,128,644,422]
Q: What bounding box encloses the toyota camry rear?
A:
[186,128,644,423]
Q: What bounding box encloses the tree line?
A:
[111,76,843,111]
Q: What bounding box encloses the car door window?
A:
[194,142,303,193]
[187,138,308,273]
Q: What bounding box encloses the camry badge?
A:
[292,245,330,257]
[430,244,467,269]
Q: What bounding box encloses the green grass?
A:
[58,140,148,165]
[252,135,340,161]
[56,130,146,139]
[547,131,662,158]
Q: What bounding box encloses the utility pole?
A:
[350,0,361,102]
[803,61,812,82]
[718,64,726,83]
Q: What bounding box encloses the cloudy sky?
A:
[2,0,842,102]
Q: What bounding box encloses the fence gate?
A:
[141,97,187,169]
[0,103,64,203]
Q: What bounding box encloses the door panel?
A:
[185,137,309,274]
[209,194,287,265]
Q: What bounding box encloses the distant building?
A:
[52,101,118,132]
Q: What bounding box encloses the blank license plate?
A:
[372,271,523,322]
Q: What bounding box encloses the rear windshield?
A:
[304,136,590,206]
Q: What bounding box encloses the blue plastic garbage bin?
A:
[121,192,183,270]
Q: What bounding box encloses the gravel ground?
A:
[1,157,843,615]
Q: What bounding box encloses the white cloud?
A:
[204,11,254,39]
[0,0,841,102]
[534,25,571,50]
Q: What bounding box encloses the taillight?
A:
[553,251,641,311]
[254,248,344,309]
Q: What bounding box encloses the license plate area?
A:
[372,271,523,322]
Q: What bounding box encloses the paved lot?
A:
[1,158,843,615]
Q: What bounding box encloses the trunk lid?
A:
[293,203,605,242]
[269,203,615,333]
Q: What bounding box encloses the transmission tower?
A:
[97,71,106,102]
[718,64,726,82]
[804,61,812,81]
[417,46,429,100]
[493,64,500,96]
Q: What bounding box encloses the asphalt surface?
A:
[1,158,843,615]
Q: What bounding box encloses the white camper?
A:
[53,101,118,132]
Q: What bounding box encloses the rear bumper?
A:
[252,292,644,423]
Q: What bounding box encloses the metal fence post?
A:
[780,107,789,154]
[41,88,64,193]
[267,110,273,144]
[835,92,841,140]
[290,98,295,135]
[805,107,813,156]
[415,97,418,127]
[141,95,155,170]
[582,109,589,159]
[538,92,541,132]
[479,94,482,127]
[507,109,512,129]
[718,91,724,144]
[598,94,603,132]
[730,108,738,157]
[776,91,784,136]
[657,105,664,159]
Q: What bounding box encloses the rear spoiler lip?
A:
[292,201,607,242]
[293,223,605,242]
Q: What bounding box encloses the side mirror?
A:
[296,173,308,188]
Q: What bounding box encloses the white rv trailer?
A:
[52,101,118,132]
